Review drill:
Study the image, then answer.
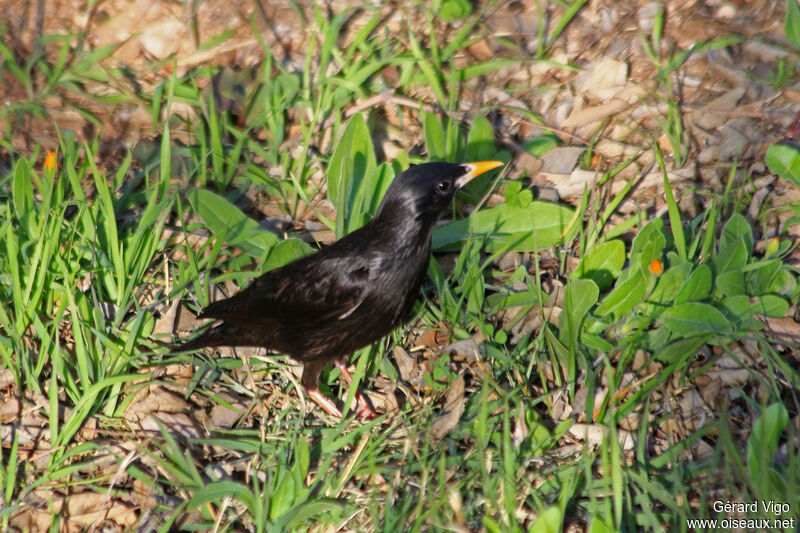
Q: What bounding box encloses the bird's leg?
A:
[334,360,377,420]
[302,360,343,418]
[304,387,343,418]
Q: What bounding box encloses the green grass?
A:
[2,2,800,531]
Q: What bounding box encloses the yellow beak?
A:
[456,160,504,188]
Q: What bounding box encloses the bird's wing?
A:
[199,251,371,325]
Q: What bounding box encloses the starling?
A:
[177,160,503,418]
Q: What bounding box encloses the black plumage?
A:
[177,160,502,418]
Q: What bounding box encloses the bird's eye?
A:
[435,180,452,195]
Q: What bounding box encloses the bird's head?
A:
[373,161,503,234]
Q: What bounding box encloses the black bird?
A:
[177,160,503,418]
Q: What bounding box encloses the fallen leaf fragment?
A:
[430,376,466,440]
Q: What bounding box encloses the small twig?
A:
[319,91,435,130]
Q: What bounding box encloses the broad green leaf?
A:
[588,516,616,533]
[432,201,575,252]
[559,278,599,350]
[186,188,278,259]
[787,0,800,48]
[675,265,711,304]
[755,294,790,318]
[327,114,376,226]
[523,134,560,158]
[277,501,343,530]
[596,267,647,319]
[503,181,533,207]
[766,142,800,185]
[719,294,753,320]
[263,238,314,272]
[581,332,614,352]
[627,218,665,282]
[293,436,310,482]
[186,481,255,512]
[654,336,708,365]
[715,269,746,296]
[649,262,692,304]
[572,240,625,290]
[366,162,396,215]
[466,264,485,315]
[645,323,673,351]
[530,505,563,533]
[424,112,446,160]
[661,303,732,335]
[767,268,797,297]
[486,284,548,310]
[466,115,496,161]
[713,239,748,275]
[662,162,687,261]
[747,402,789,498]
[749,259,782,295]
[270,471,296,520]
[630,218,665,259]
[483,516,502,533]
[12,159,33,234]
[440,0,472,21]
[719,213,753,257]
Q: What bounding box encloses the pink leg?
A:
[334,361,378,420]
[304,387,343,418]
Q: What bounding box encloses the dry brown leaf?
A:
[0,397,21,422]
[552,444,585,463]
[512,404,529,448]
[568,423,635,451]
[0,368,16,391]
[503,306,543,345]
[442,339,481,363]
[550,389,570,421]
[466,38,493,61]
[705,348,756,387]
[174,302,205,337]
[137,412,204,439]
[210,398,247,430]
[447,486,467,529]
[690,439,716,462]
[430,375,465,440]
[152,296,181,336]
[575,57,628,100]
[11,491,138,532]
[691,87,746,130]
[594,139,648,162]
[124,384,192,421]
[674,389,713,433]
[540,146,585,174]
[539,169,597,200]
[393,346,423,386]
[141,19,184,58]
[761,316,800,343]
[561,99,628,129]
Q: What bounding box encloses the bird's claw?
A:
[336,360,379,420]
[354,390,378,420]
[304,385,378,420]
[305,387,343,418]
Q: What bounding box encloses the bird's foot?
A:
[304,386,376,420]
[304,387,343,418]
[335,361,379,420]
[354,390,378,420]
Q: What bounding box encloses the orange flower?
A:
[649,259,663,275]
[44,151,57,171]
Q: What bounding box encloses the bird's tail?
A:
[170,323,263,353]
